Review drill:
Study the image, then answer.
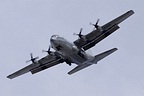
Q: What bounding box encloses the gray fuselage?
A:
[50,35,93,65]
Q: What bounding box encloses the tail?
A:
[68,48,117,75]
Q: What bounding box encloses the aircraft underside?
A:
[7,10,134,79]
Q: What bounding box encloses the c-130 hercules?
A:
[7,10,134,79]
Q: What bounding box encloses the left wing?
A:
[7,54,63,79]
[74,10,134,50]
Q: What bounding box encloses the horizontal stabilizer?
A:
[68,64,92,75]
[68,48,117,75]
[94,48,118,62]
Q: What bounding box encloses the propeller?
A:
[90,19,100,30]
[42,46,52,55]
[26,53,39,64]
[73,28,83,38]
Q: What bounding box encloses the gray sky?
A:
[0,0,144,96]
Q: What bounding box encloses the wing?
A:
[74,10,134,50]
[7,54,63,79]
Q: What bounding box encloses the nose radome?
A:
[50,37,58,46]
[50,38,56,44]
[50,38,57,49]
[50,35,57,43]
[50,38,54,42]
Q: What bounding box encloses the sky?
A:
[0,0,144,96]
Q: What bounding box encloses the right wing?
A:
[7,54,63,79]
[74,10,134,50]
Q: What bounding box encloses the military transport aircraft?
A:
[7,10,134,79]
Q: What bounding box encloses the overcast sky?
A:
[0,0,144,96]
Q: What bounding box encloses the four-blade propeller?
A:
[90,19,100,30]
[73,28,83,38]
[42,46,52,55]
[26,46,54,64]
[26,53,39,64]
[74,19,101,38]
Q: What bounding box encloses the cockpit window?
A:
[51,35,59,39]
[51,35,65,40]
[57,37,64,39]
[51,35,59,38]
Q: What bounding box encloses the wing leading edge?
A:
[74,10,134,50]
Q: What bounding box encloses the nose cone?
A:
[50,38,55,42]
[50,38,57,45]
[50,35,59,48]
[50,35,58,43]
[51,35,59,40]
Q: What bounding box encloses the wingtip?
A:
[7,74,15,79]
[114,48,118,51]
[7,75,12,79]
[7,76,12,79]
[67,72,72,75]
[128,10,135,14]
[110,48,118,52]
